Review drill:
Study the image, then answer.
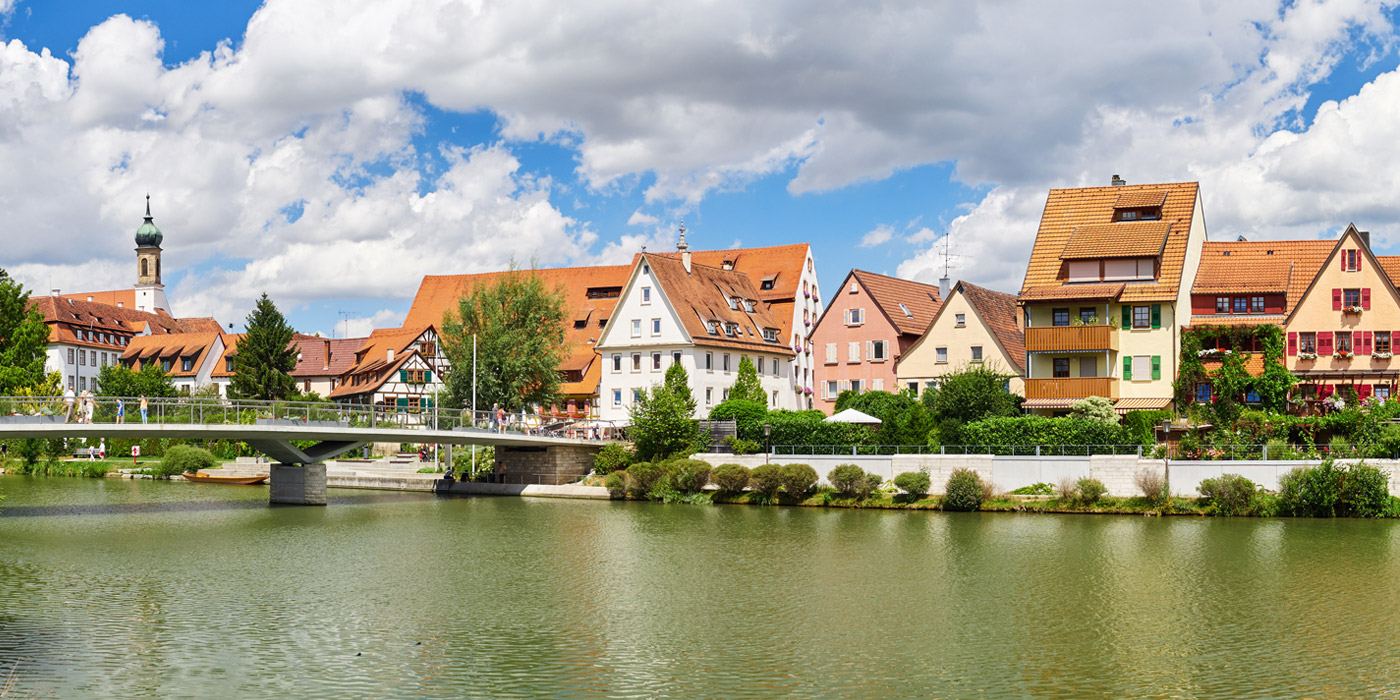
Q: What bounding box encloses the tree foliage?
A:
[96,363,177,398]
[663,361,698,417]
[230,293,298,400]
[0,269,52,394]
[833,390,933,445]
[728,355,766,404]
[1070,396,1119,424]
[628,382,703,461]
[921,363,1022,427]
[441,265,567,412]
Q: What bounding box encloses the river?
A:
[2,475,1400,698]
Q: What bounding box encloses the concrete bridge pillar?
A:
[495,444,601,485]
[270,463,327,505]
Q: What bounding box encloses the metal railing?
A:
[0,395,624,441]
[769,444,1147,456]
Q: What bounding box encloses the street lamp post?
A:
[763,422,772,464]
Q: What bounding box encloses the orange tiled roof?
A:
[1376,256,1400,288]
[211,334,243,377]
[959,281,1025,374]
[1191,240,1333,311]
[1113,190,1168,209]
[343,326,431,376]
[176,317,225,334]
[59,289,136,309]
[1021,181,1199,304]
[120,332,222,377]
[559,355,602,397]
[641,243,810,344]
[1018,282,1125,302]
[1060,221,1170,260]
[849,270,942,336]
[641,253,795,355]
[1202,354,1270,378]
[29,295,183,349]
[1186,315,1286,328]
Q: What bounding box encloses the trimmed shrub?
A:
[1075,477,1107,506]
[1341,462,1390,518]
[1010,482,1054,496]
[778,463,818,499]
[750,463,783,499]
[592,443,635,475]
[1135,469,1170,506]
[1279,462,1343,517]
[943,469,984,511]
[859,473,884,499]
[722,435,762,455]
[712,463,751,492]
[828,464,866,497]
[603,473,625,498]
[893,469,931,498]
[1198,473,1256,516]
[156,445,217,478]
[664,459,712,493]
[959,415,1134,451]
[621,462,664,499]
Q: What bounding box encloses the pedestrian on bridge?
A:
[116,398,125,424]
[139,395,148,424]
[496,404,505,434]
[64,387,75,423]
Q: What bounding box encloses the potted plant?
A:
[1344,305,1364,314]
[1298,351,1318,360]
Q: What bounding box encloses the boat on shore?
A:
[181,472,269,485]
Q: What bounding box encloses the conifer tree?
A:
[230,293,297,400]
[728,355,766,404]
[663,361,698,416]
[0,269,52,395]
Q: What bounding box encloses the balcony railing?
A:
[1025,325,1118,353]
[1025,377,1119,400]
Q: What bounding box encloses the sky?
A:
[4,0,1400,337]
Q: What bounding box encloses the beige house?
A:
[897,281,1025,396]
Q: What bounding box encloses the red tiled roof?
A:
[290,335,367,378]
[176,317,225,334]
[642,244,811,342]
[849,270,942,336]
[1060,221,1170,260]
[59,289,136,309]
[211,334,242,378]
[641,254,795,355]
[29,295,183,349]
[1018,282,1125,302]
[120,332,222,377]
[1191,240,1332,311]
[959,281,1025,374]
[1021,181,1200,303]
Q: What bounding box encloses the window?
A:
[1251,296,1265,313]
[1052,308,1070,327]
[772,358,779,377]
[898,303,912,318]
[78,350,85,366]
[1344,249,1359,271]
[845,308,865,325]
[182,358,193,372]
[848,342,861,362]
[705,352,713,371]
[1233,297,1247,314]
[632,354,642,371]
[826,343,837,363]
[79,377,86,391]
[1133,306,1151,329]
[849,379,863,394]
[936,347,948,363]
[1079,308,1097,324]
[162,360,172,372]
[705,388,713,405]
[226,358,234,372]
[1378,385,1392,400]
[771,390,779,406]
[67,375,73,390]
[613,389,622,407]
[1197,384,1212,403]
[68,348,74,365]
[727,297,738,311]
[1337,332,1352,354]
[871,341,888,361]
[761,279,775,291]
[651,318,662,336]
[723,388,730,401]
[825,380,838,399]
[1053,358,1070,378]
[613,354,622,372]
[633,389,644,404]
[955,314,966,327]
[723,324,736,337]
[652,353,662,370]
[1377,332,1392,355]
[762,328,777,342]
[1068,260,1099,282]
[849,281,858,294]
[723,354,731,372]
[641,287,651,304]
[743,299,755,313]
[1132,355,1151,380]
[971,346,983,362]
[1300,333,1316,353]
[1344,289,1361,308]
[673,351,682,365]
[758,357,765,374]
[1245,389,1260,404]
[908,381,919,395]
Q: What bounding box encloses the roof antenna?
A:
[337,310,356,339]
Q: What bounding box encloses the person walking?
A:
[87,444,95,461]
[139,395,148,424]
[116,398,125,424]
[64,386,75,423]
[490,403,500,432]
[496,404,506,434]
[98,438,106,461]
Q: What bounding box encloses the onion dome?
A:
[135,194,163,248]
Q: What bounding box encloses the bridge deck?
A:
[0,422,602,448]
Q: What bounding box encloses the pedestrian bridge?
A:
[0,396,619,505]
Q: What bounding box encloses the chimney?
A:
[323,338,331,370]
[677,219,691,273]
[1111,174,1126,186]
[51,288,60,297]
[939,276,951,300]
[1359,230,1372,250]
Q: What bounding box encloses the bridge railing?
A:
[0,395,624,441]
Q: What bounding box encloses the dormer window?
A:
[743,299,755,313]
[762,328,778,342]
[724,324,736,337]
[722,260,735,270]
[727,297,738,311]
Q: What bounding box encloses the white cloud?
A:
[906,227,939,244]
[626,209,658,226]
[859,224,893,248]
[337,309,407,339]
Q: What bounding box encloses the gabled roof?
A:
[848,269,942,336]
[1020,181,1200,304]
[344,326,433,376]
[211,334,243,377]
[642,243,811,343]
[1191,240,1333,313]
[28,295,184,348]
[1284,224,1400,326]
[176,317,225,334]
[120,332,222,377]
[290,335,366,378]
[959,282,1026,374]
[635,253,795,355]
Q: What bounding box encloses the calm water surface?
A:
[2,475,1400,698]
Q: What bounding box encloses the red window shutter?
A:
[1364,331,1373,354]
[1333,288,1343,310]
[1319,331,1333,354]
[1287,332,1297,356]
[1360,384,1373,398]
[1342,253,1348,272]
[1357,251,1363,272]
[1393,331,1400,348]
[1363,288,1371,310]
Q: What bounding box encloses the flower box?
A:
[1375,352,1393,359]
[804,290,811,298]
[803,387,813,395]
[1196,348,1232,357]
[1298,351,1318,360]
[1334,351,1354,359]
[1343,305,1364,314]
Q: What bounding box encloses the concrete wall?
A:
[496,444,600,485]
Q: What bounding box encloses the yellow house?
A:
[1018,179,1207,415]
[896,280,1025,396]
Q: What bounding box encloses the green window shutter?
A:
[1151,355,1161,380]
[1121,306,1131,330]
[1151,304,1161,329]
[399,369,408,383]
[425,398,434,409]
[396,397,408,411]
[1123,356,1132,380]
[424,370,432,383]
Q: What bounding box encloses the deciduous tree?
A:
[0,269,52,395]
[96,363,177,398]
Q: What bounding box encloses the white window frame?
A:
[870,340,887,362]
[612,389,622,406]
[652,352,662,370]
[936,347,948,363]
[1132,355,1151,381]
[705,352,713,372]
[651,318,662,336]
[641,287,651,304]
[631,319,641,338]
[632,354,642,372]
[705,387,713,405]
[971,346,983,362]
[723,354,731,372]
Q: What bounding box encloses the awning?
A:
[1021,398,1075,409]
[1113,397,1172,414]
[825,408,881,424]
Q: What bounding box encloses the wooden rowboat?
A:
[182,472,269,485]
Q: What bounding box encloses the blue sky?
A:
[4,1,1400,336]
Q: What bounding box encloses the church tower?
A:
[133,195,171,314]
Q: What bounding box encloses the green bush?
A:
[1341,462,1390,518]
[1010,482,1054,496]
[603,473,625,498]
[708,399,768,437]
[750,463,783,499]
[1134,470,1170,507]
[778,463,818,499]
[1279,461,1343,517]
[712,463,751,492]
[156,445,217,478]
[722,435,763,454]
[1075,477,1107,506]
[893,469,931,498]
[1122,410,1171,446]
[663,459,712,493]
[958,416,1134,452]
[860,473,884,499]
[621,462,664,499]
[592,443,635,475]
[1373,424,1400,459]
[943,469,984,511]
[828,464,867,497]
[1198,473,1256,516]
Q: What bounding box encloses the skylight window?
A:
[898,303,912,318]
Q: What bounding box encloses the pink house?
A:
[811,270,942,413]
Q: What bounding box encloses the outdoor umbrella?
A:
[824,408,882,424]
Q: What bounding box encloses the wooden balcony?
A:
[1026,377,1119,401]
[1025,325,1119,353]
